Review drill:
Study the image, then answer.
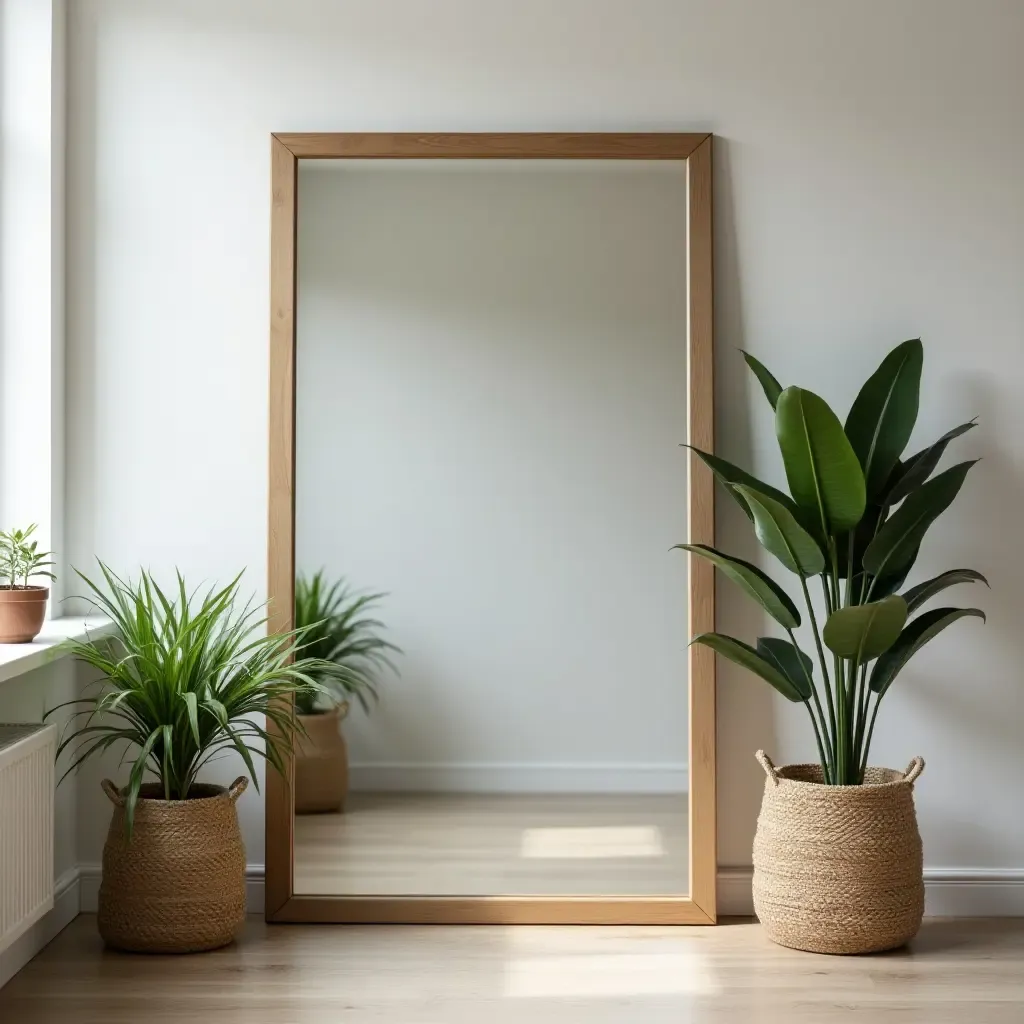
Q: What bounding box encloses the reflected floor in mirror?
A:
[294,792,689,896]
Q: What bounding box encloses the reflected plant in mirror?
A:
[293,571,400,813]
[680,340,987,785]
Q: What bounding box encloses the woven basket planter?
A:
[97,777,248,953]
[752,750,925,955]
[295,702,349,814]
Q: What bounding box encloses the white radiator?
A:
[0,725,55,954]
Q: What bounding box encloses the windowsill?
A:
[0,617,114,687]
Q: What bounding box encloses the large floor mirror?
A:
[266,133,715,924]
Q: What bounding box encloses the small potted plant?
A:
[679,339,986,955]
[47,563,331,954]
[293,571,400,813]
[0,524,55,642]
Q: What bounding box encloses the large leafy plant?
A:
[680,340,986,784]
[47,564,333,834]
[293,570,400,716]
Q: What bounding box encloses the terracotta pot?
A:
[752,750,925,955]
[295,702,349,814]
[98,777,248,953]
[0,586,48,643]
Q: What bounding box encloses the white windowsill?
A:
[0,617,114,687]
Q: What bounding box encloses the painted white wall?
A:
[295,162,689,791]
[64,0,1022,880]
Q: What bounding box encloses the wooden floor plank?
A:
[1,916,1022,1022]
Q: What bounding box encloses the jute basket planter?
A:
[752,750,925,955]
[98,776,248,953]
[295,701,350,814]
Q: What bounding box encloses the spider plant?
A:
[46,563,333,835]
[293,570,400,716]
[679,340,987,784]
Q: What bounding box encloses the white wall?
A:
[65,0,1023,883]
[295,162,689,791]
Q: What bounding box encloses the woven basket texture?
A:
[752,752,924,955]
[97,778,247,954]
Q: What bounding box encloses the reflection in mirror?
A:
[293,160,689,897]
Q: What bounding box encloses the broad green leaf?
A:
[863,461,977,580]
[844,340,923,500]
[869,606,986,698]
[776,387,866,536]
[823,595,908,661]
[902,568,989,614]
[691,632,807,702]
[675,544,801,629]
[741,350,783,409]
[734,485,825,577]
[756,637,813,699]
[684,446,799,525]
[884,419,977,505]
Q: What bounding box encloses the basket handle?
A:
[755,750,780,787]
[101,778,124,807]
[227,776,249,803]
[904,756,925,785]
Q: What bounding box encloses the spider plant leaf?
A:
[691,632,807,702]
[869,606,986,698]
[182,692,201,747]
[741,350,783,409]
[683,446,799,525]
[755,636,813,700]
[884,419,977,506]
[823,595,908,661]
[733,485,825,578]
[902,569,989,614]
[863,461,977,580]
[776,387,866,536]
[674,544,800,628]
[844,340,923,500]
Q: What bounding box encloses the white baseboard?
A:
[77,863,266,916]
[717,866,1024,918]
[0,867,80,991]
[348,762,689,794]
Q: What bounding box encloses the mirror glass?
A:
[294,159,690,897]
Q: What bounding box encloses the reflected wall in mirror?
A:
[267,133,715,924]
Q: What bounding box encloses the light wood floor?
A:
[2,916,1023,1022]
[294,792,689,896]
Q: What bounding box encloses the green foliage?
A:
[45,563,333,837]
[0,524,56,589]
[684,342,986,784]
[293,571,400,716]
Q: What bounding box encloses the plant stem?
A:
[799,574,838,779]
[844,530,855,608]
[786,626,833,775]
[804,701,831,784]
[860,692,883,777]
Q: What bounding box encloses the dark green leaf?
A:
[884,419,977,505]
[691,632,807,702]
[756,637,813,700]
[734,485,826,577]
[902,569,989,614]
[869,606,986,698]
[844,340,923,500]
[741,350,783,409]
[776,387,866,536]
[674,544,801,629]
[684,446,799,525]
[823,595,908,661]
[863,461,977,580]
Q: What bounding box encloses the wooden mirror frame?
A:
[266,132,716,924]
